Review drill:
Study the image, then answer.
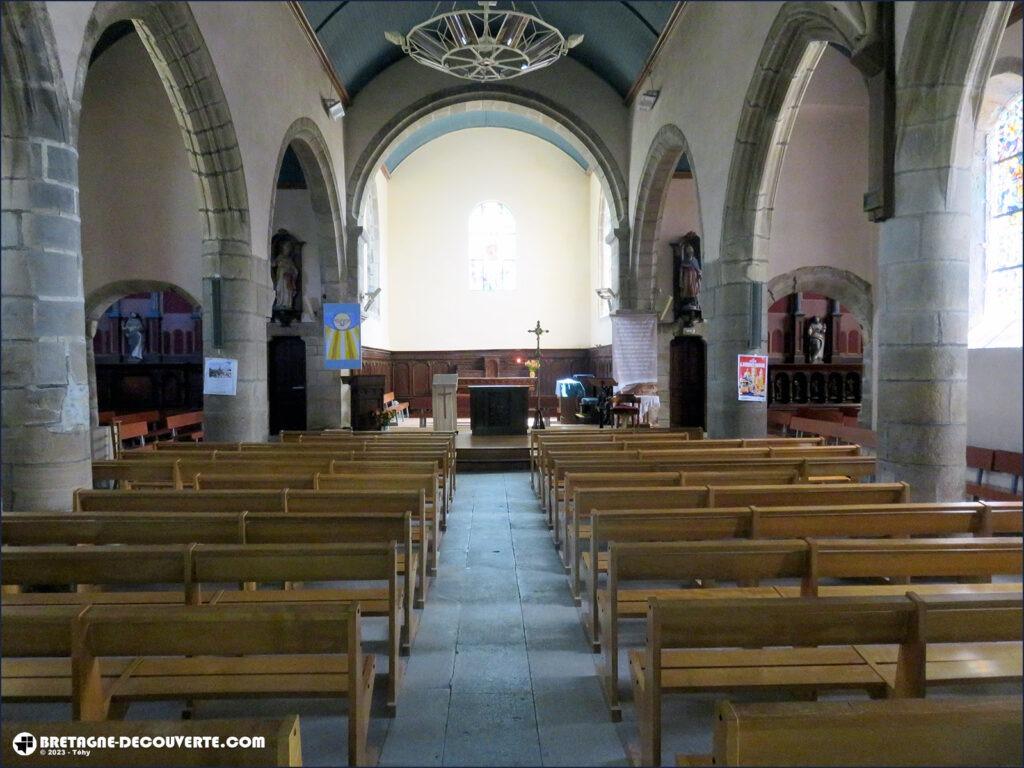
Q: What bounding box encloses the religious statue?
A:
[271,228,303,325]
[672,232,702,323]
[123,312,145,361]
[805,315,826,363]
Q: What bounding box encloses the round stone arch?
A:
[1,2,92,510]
[710,1,878,438]
[629,123,700,312]
[267,118,347,429]
[347,83,630,258]
[767,266,875,427]
[874,1,1013,501]
[71,2,268,442]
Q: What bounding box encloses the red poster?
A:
[737,354,768,402]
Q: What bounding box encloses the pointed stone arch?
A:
[72,2,267,441]
[267,117,347,429]
[712,1,879,437]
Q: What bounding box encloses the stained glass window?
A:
[359,180,381,319]
[975,93,1023,348]
[598,196,614,317]
[469,201,516,292]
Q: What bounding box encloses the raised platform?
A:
[456,432,530,472]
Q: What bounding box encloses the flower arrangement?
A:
[369,409,395,431]
[525,359,541,377]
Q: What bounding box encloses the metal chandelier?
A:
[385,1,583,83]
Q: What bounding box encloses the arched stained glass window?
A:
[469,201,516,292]
[977,92,1023,348]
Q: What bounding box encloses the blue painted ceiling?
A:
[300,1,680,100]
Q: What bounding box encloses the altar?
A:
[469,385,530,436]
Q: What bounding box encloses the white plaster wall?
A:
[628,2,782,271]
[767,46,877,284]
[967,347,1023,452]
[654,177,703,309]
[386,128,591,350]
[346,55,630,203]
[79,33,203,300]
[46,1,350,282]
[271,188,323,320]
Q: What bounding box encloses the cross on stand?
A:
[527,321,548,430]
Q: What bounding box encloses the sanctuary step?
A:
[456,432,531,472]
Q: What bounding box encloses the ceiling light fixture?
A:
[323,97,346,121]
[385,1,583,83]
[637,89,660,111]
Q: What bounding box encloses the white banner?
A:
[612,314,657,391]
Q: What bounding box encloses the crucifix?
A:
[528,320,548,358]
[527,320,549,430]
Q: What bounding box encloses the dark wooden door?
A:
[268,336,306,435]
[669,335,706,431]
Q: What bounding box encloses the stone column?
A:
[1,127,92,510]
[704,278,767,438]
[875,115,971,501]
[201,241,271,443]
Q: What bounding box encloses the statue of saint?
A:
[271,229,302,323]
[672,232,703,322]
[805,315,826,363]
[123,312,145,361]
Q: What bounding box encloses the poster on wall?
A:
[203,357,237,396]
[324,303,362,370]
[612,313,657,391]
[737,354,768,402]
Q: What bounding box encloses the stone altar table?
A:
[469,385,530,436]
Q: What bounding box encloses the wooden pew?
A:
[1,717,303,766]
[317,473,443,543]
[2,603,375,765]
[596,536,1022,719]
[688,696,1022,767]
[548,455,878,530]
[165,410,204,442]
[1,541,407,713]
[92,460,179,489]
[581,499,1019,626]
[567,483,910,597]
[630,592,1023,766]
[72,490,430,608]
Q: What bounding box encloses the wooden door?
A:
[268,336,307,435]
[669,335,706,430]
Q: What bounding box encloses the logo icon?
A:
[12,732,37,756]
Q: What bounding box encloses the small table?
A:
[469,385,530,436]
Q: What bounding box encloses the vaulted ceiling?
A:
[299,1,680,100]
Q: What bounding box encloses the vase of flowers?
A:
[525,359,541,378]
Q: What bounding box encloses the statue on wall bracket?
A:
[671,231,702,326]
[271,228,304,326]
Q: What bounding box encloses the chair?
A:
[610,394,639,428]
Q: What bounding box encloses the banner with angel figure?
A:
[323,303,361,369]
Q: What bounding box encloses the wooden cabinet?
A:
[350,375,385,431]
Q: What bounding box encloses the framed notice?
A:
[203,357,237,396]
[737,354,768,402]
[324,303,361,370]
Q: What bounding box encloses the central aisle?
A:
[377,472,628,766]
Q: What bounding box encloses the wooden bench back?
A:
[613,539,807,582]
[650,592,1022,653]
[709,697,1023,767]
[191,542,395,584]
[75,489,286,513]
[93,460,178,486]
[554,456,877,481]
[285,489,424,515]
[1,605,86,656]
[2,545,191,589]
[194,473,316,490]
[74,601,359,661]
[244,512,412,545]
[1,513,244,546]
[165,411,203,430]
[316,473,436,500]
[577,483,907,516]
[808,537,1023,587]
